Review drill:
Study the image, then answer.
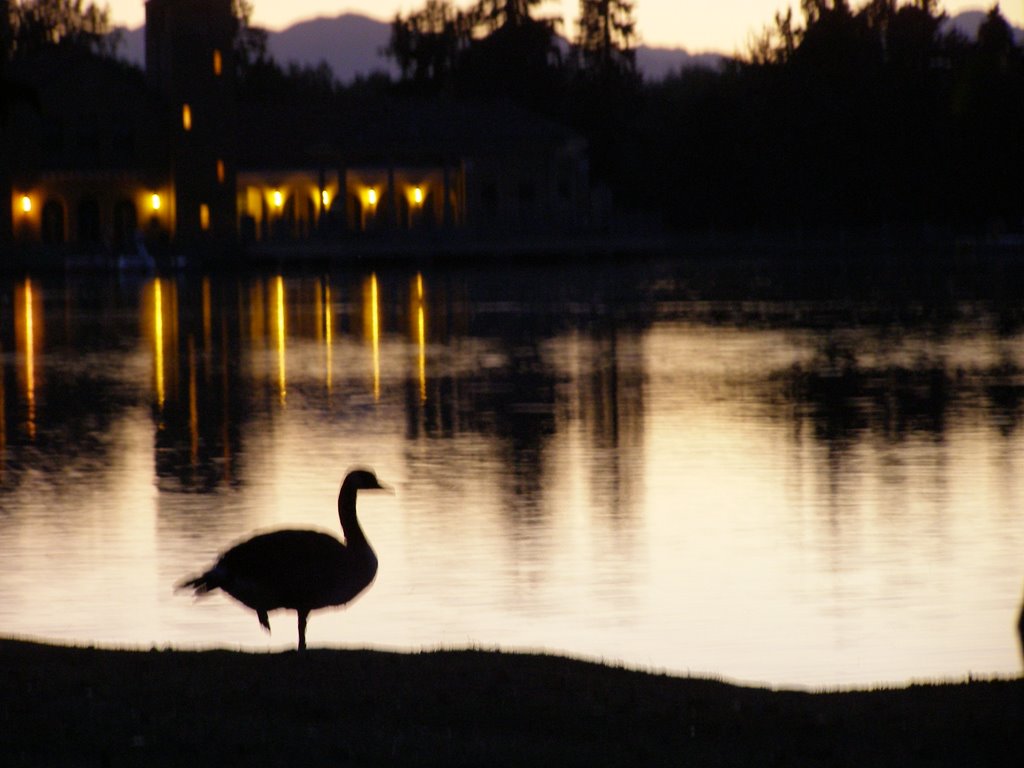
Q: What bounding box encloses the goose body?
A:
[178,469,387,650]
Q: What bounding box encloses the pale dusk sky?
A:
[106,0,1023,53]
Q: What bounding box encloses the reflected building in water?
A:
[3,272,1024,509]
[90,268,652,551]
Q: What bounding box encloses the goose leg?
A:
[297,610,309,651]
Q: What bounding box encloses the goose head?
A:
[341,468,390,494]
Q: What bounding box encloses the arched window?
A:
[41,200,65,244]
[78,197,102,246]
[113,199,137,251]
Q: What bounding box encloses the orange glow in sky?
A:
[106,1,1021,55]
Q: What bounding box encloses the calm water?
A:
[1,257,1022,688]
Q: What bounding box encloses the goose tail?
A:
[176,571,218,596]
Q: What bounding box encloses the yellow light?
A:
[212,48,222,76]
[182,103,192,131]
[366,188,378,206]
[413,186,424,205]
[276,275,286,403]
[321,189,330,207]
[23,279,35,438]
[370,273,380,401]
[154,279,165,411]
[199,203,210,231]
[417,273,426,403]
[272,190,283,208]
[418,303,426,403]
[216,159,225,184]
[150,193,161,211]
[324,283,333,392]
[20,195,32,214]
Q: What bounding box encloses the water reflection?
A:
[0,263,1022,687]
[15,279,39,440]
[323,279,334,394]
[366,273,381,401]
[414,273,426,403]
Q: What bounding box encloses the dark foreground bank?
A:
[1,639,1020,767]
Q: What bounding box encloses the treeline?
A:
[377,0,1024,236]
[645,1,1024,234]
[5,0,1022,235]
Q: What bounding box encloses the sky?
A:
[105,0,1024,53]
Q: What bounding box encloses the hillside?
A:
[114,9,1023,84]
[114,12,722,82]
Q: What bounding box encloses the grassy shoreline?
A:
[2,638,1021,767]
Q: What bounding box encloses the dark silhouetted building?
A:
[3,0,593,259]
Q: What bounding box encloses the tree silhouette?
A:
[574,0,638,81]
[384,0,474,93]
[384,0,564,109]
[5,0,116,59]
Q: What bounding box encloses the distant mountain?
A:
[944,9,1024,44]
[636,47,725,79]
[266,13,398,82]
[265,14,724,82]
[115,24,144,67]
[111,14,398,81]
[113,12,719,82]
[113,9,1022,84]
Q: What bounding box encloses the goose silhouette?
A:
[177,469,389,650]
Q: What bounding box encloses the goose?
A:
[177,468,389,650]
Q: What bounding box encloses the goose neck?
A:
[337,487,367,545]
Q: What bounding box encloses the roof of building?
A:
[235,93,584,170]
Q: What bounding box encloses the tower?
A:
[145,0,236,244]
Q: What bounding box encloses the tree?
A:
[475,0,547,31]
[383,0,565,108]
[455,11,563,106]
[383,0,473,90]
[232,0,268,74]
[6,0,117,59]
[748,7,799,66]
[976,4,1017,69]
[230,0,338,98]
[574,0,638,80]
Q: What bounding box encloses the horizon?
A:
[103,0,1024,54]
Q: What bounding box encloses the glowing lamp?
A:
[366,188,378,206]
[20,195,32,214]
[150,193,162,211]
[413,186,424,205]
[321,189,330,207]
[272,190,283,208]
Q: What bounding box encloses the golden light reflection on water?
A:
[19,279,37,439]
[416,273,427,402]
[324,282,333,392]
[275,275,287,404]
[153,279,165,410]
[2,272,1024,687]
[365,273,381,401]
[201,276,212,363]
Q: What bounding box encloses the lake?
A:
[1,254,1022,689]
